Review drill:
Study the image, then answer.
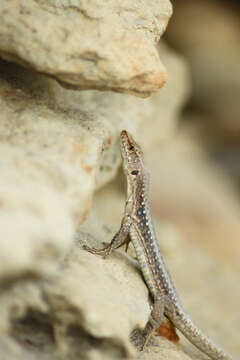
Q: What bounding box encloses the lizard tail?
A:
[171,309,235,360]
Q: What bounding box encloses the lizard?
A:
[84,130,236,360]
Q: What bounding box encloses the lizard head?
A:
[120,130,145,179]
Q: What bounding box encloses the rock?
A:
[139,43,190,148]
[92,181,240,359]
[0,337,42,360]
[146,133,240,272]
[0,57,153,285]
[166,0,240,141]
[44,219,149,358]
[0,40,187,287]
[0,3,207,358]
[1,212,195,360]
[0,0,172,97]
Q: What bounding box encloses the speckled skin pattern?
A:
[84,130,236,360]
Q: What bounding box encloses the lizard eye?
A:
[131,170,138,175]
[129,145,134,150]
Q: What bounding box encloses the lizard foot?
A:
[82,244,112,258]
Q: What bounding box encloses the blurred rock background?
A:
[160,0,240,271]
[0,1,239,360]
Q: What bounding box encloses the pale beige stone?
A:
[0,338,41,360]
[8,202,238,359]
[139,43,190,149]
[44,218,149,358]
[146,135,240,272]
[0,8,207,359]
[0,41,186,285]
[93,181,240,359]
[0,0,172,97]
[166,0,240,139]
[0,59,152,284]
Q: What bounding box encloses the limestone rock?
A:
[0,40,187,286]
[146,134,240,272]
[139,43,190,148]
[1,212,196,360]
[0,58,153,284]
[0,337,42,360]
[166,0,240,140]
[43,219,149,358]
[92,181,240,359]
[0,7,202,359]
[0,0,172,97]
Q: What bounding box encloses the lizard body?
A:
[84,130,235,360]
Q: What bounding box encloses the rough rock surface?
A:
[1,2,239,359]
[0,39,185,286]
[0,57,151,286]
[140,43,190,148]
[0,37,196,359]
[94,181,240,359]
[0,0,172,97]
[0,210,197,360]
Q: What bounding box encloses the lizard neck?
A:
[126,169,150,214]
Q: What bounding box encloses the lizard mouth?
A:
[120,130,134,152]
[120,130,129,144]
[120,130,143,165]
[120,130,135,170]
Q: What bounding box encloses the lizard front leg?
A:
[83,215,132,257]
